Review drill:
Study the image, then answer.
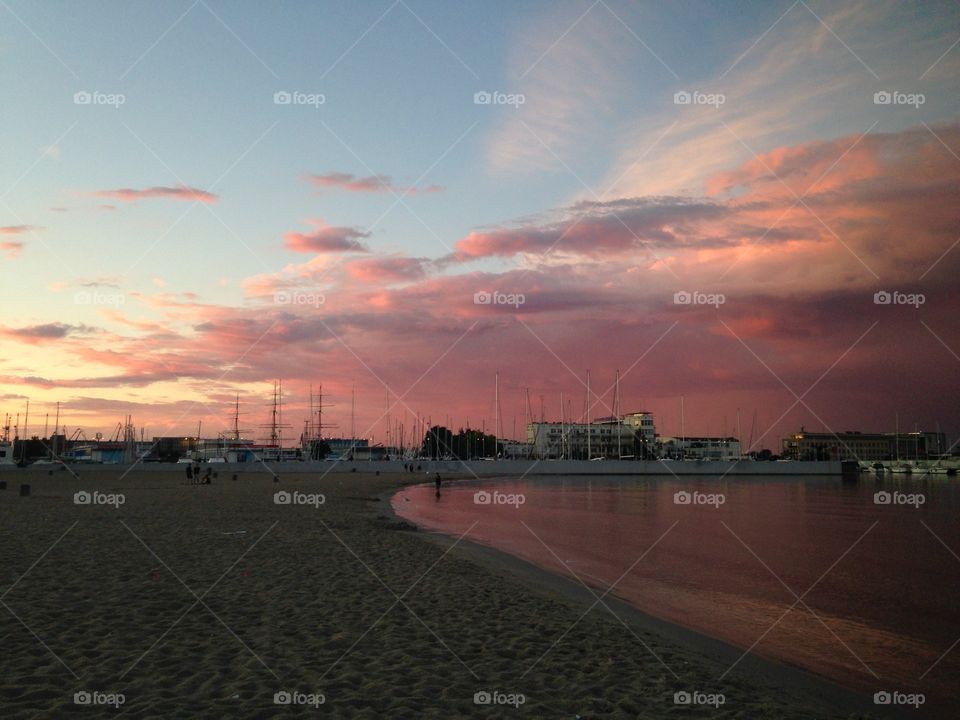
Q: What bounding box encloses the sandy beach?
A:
[0,466,905,718]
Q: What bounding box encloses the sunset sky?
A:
[1,0,958,449]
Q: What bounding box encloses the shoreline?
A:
[385,479,926,720]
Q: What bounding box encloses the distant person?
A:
[202,467,212,485]
[435,473,442,496]
[185,464,193,481]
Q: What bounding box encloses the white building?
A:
[527,412,656,459]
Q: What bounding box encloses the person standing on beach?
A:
[435,473,442,496]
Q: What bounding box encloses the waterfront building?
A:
[781,429,947,461]
[660,436,742,461]
[527,412,656,459]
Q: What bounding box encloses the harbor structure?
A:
[527,411,657,460]
[782,429,948,461]
[660,436,742,461]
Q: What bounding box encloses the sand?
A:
[0,466,901,718]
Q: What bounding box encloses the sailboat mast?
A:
[586,371,591,460]
[494,371,500,457]
[615,369,621,459]
[736,408,742,460]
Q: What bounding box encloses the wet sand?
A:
[0,466,909,718]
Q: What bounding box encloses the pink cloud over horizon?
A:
[6,124,960,445]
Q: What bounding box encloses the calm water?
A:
[393,475,960,711]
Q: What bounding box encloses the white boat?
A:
[0,441,13,465]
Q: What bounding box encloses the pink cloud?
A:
[283,220,371,254]
[95,185,218,204]
[0,225,39,235]
[346,256,427,283]
[12,124,960,445]
[0,226,42,257]
[305,172,444,196]
[1,241,23,258]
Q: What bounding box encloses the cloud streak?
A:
[283,219,371,254]
[305,172,443,196]
[95,185,218,203]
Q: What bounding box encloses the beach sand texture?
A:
[0,468,892,718]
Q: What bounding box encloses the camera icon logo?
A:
[673,91,692,105]
[473,291,492,305]
[474,691,492,704]
[873,290,891,304]
[274,491,292,505]
[673,490,691,505]
[873,691,891,705]
[274,91,292,105]
[673,290,692,304]
[74,691,92,705]
[474,490,492,505]
[74,490,92,505]
[873,91,892,105]
[474,91,492,105]
[74,91,92,105]
[273,291,291,305]
[274,690,292,705]
[674,691,692,704]
[874,491,891,505]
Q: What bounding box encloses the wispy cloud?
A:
[0,322,96,344]
[305,172,443,195]
[1,241,24,258]
[0,225,40,235]
[94,185,218,203]
[283,219,371,254]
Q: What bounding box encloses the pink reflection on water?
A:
[393,476,960,710]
